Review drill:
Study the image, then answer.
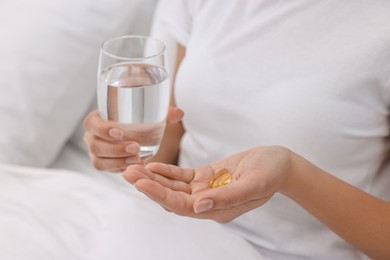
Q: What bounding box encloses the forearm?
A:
[280,152,390,259]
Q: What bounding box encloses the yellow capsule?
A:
[209,168,232,188]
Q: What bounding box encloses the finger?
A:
[134,178,194,216]
[195,199,267,223]
[84,132,140,158]
[83,110,124,141]
[89,153,141,172]
[122,165,151,184]
[193,177,267,212]
[146,163,195,183]
[166,107,184,124]
[133,178,262,221]
[124,164,191,193]
[135,176,265,222]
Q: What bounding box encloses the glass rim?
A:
[101,35,166,61]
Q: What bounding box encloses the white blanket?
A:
[0,163,262,260]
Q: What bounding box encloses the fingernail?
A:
[126,143,139,154]
[108,128,123,140]
[126,157,140,164]
[194,199,214,214]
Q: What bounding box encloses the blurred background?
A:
[0,0,156,171]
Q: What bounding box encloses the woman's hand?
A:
[122,146,293,223]
[83,107,184,172]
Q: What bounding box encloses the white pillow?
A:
[0,0,156,167]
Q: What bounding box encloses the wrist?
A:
[278,150,309,199]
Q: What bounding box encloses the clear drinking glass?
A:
[97,35,170,160]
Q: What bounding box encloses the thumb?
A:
[193,182,254,213]
[167,107,184,124]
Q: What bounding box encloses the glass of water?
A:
[97,35,170,160]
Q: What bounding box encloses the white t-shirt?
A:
[152,0,390,259]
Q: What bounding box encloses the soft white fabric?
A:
[0,2,265,259]
[0,0,155,167]
[152,0,390,259]
[0,163,262,260]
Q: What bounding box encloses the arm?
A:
[123,146,390,259]
[281,152,390,260]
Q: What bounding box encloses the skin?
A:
[83,44,390,259]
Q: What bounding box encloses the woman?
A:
[83,0,390,259]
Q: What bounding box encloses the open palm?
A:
[123,146,291,223]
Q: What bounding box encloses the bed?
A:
[0,1,262,259]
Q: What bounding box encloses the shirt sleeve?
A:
[149,0,193,77]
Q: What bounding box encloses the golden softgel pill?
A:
[209,168,232,188]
